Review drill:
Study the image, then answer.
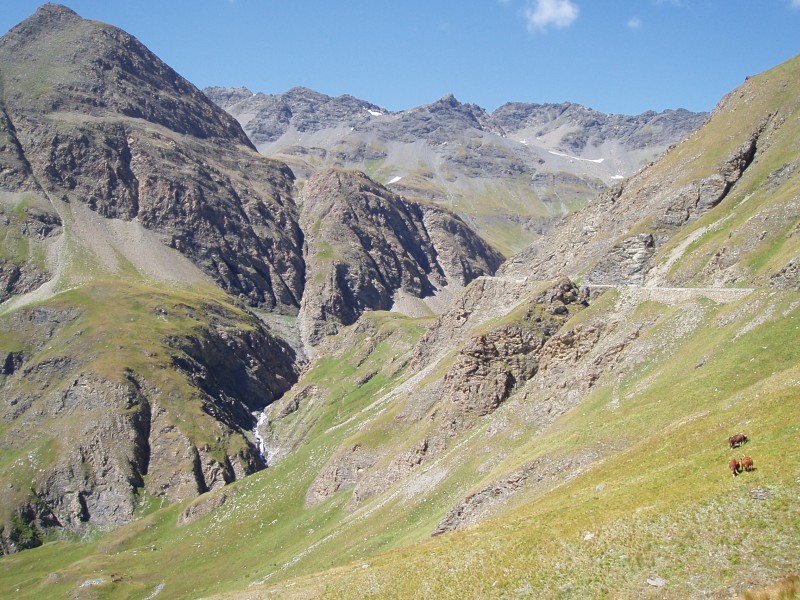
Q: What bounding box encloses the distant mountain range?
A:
[206,86,707,254]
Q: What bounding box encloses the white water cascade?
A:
[252,410,268,462]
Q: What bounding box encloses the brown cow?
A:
[729,458,741,477]
[741,456,754,472]
[729,433,748,448]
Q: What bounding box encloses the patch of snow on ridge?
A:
[548,150,605,163]
[387,176,402,184]
[365,108,383,116]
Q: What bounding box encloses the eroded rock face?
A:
[298,169,502,346]
[584,233,655,285]
[436,278,588,431]
[441,328,539,418]
[167,314,298,433]
[433,449,601,535]
[0,106,62,303]
[35,374,151,535]
[0,295,299,552]
[305,444,380,507]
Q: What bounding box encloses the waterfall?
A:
[252,410,268,462]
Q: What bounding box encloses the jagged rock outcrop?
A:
[304,278,589,507]
[436,278,588,431]
[0,102,62,302]
[490,102,707,154]
[205,86,386,146]
[584,232,655,285]
[298,169,503,346]
[409,276,543,370]
[305,444,380,507]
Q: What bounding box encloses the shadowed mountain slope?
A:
[298,169,503,346]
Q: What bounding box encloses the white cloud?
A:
[524,0,579,32]
[627,16,642,29]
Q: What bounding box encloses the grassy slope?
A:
[0,311,432,598]
[645,55,800,286]
[237,290,800,599]
[1,284,797,599]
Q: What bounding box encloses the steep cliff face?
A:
[0,101,62,303]
[0,287,300,552]
[436,278,588,430]
[297,169,503,346]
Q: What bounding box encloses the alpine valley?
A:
[0,4,798,600]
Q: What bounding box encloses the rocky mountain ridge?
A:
[206,85,708,254]
[298,168,503,346]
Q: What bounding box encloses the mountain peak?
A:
[436,93,461,107]
[2,3,81,43]
[33,3,80,21]
[0,4,254,146]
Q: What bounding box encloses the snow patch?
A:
[365,108,383,117]
[548,150,604,163]
[610,175,625,180]
[387,176,402,184]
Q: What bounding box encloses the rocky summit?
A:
[0,5,798,600]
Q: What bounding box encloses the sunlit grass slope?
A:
[1,285,797,599]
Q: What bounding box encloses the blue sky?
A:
[2,1,799,115]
